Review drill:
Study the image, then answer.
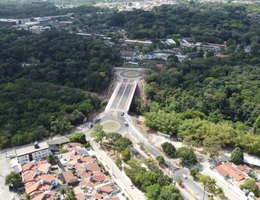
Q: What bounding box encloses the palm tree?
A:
[60,187,66,199]
[215,187,225,198]
[66,190,76,200]
[208,179,216,193]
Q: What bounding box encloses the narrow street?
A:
[86,134,146,200]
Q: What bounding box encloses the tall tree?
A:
[161,142,176,158]
[91,124,106,145]
[47,153,56,165]
[5,172,23,188]
[176,147,197,165]
[230,147,244,165]
[158,185,183,200]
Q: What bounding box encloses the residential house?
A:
[16,142,50,164]
[62,171,79,186]
[215,162,246,182]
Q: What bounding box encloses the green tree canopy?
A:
[114,137,132,152]
[158,185,183,200]
[230,147,244,165]
[68,133,86,144]
[156,156,165,165]
[161,142,176,158]
[5,172,23,188]
[47,153,56,165]
[91,124,106,144]
[145,184,161,200]
[176,147,197,165]
[122,149,131,162]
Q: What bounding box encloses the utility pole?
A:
[202,185,206,200]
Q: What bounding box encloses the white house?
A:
[165,39,176,46]
[15,142,50,164]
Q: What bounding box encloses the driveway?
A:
[0,149,19,200]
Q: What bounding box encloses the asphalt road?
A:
[89,68,210,200]
[202,164,247,200]
[172,168,208,200]
[124,114,207,200]
[86,134,146,200]
[107,82,136,112]
[109,83,127,110]
[0,150,19,200]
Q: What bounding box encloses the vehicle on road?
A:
[124,122,128,127]
[179,183,185,189]
[121,112,125,116]
[94,118,101,124]
[6,154,15,159]
[87,122,93,129]
[183,174,188,179]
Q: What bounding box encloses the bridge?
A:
[105,81,138,113]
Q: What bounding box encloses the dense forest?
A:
[108,3,260,45]
[144,55,260,155]
[0,28,121,148]
[0,2,104,18]
[98,3,260,156]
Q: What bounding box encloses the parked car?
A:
[179,183,185,189]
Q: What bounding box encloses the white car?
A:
[182,174,188,179]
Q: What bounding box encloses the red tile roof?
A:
[76,168,92,178]
[23,170,36,183]
[63,143,83,151]
[37,163,51,173]
[40,174,56,183]
[107,197,120,200]
[80,178,95,188]
[32,193,45,200]
[92,172,107,182]
[86,163,100,172]
[91,190,107,199]
[120,50,135,57]
[74,186,85,200]
[62,171,78,184]
[99,184,113,193]
[208,43,225,47]
[25,181,40,194]
[237,165,250,174]
[216,163,245,181]
[22,163,33,172]
[80,156,94,163]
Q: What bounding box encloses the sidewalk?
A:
[89,139,146,200]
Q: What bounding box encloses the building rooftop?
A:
[244,154,260,167]
[0,18,19,22]
[92,172,107,182]
[15,142,49,157]
[62,171,78,185]
[215,162,245,181]
[47,136,69,146]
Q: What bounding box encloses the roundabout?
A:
[119,69,142,79]
[102,120,121,132]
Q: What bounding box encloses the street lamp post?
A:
[202,185,206,200]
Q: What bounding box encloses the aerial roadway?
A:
[95,68,208,200]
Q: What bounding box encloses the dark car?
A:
[94,118,101,124]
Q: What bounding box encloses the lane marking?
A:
[109,83,126,110]
[116,83,128,110]
[124,83,137,112]
[105,82,122,111]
